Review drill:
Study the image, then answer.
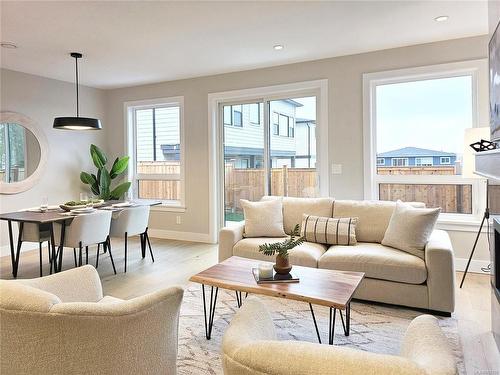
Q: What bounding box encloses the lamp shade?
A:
[53,116,101,130]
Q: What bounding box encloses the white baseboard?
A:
[455,257,491,274]
[148,229,215,244]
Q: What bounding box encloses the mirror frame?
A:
[0,112,49,194]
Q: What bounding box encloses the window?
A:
[391,158,408,167]
[249,103,260,124]
[278,114,288,136]
[223,106,232,125]
[288,117,295,137]
[364,60,487,218]
[272,112,279,135]
[377,158,385,166]
[127,97,184,207]
[233,105,243,127]
[415,157,433,166]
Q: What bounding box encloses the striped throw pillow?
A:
[301,214,358,245]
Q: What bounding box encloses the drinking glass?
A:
[40,196,48,212]
[80,192,88,203]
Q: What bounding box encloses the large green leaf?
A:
[90,144,107,169]
[110,156,129,179]
[110,182,132,200]
[80,171,95,185]
[98,167,111,200]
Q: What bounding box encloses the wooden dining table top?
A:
[0,199,162,224]
[190,256,365,309]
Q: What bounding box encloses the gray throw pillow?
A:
[381,201,440,259]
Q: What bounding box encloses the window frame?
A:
[362,59,488,223]
[415,157,433,167]
[249,103,261,125]
[440,156,451,165]
[125,96,185,211]
[377,157,385,166]
[232,105,243,127]
[391,158,408,167]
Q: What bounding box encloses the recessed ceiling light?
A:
[273,44,284,51]
[1,41,17,49]
[434,15,449,22]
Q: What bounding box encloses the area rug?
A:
[178,284,464,374]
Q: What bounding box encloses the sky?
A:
[376,75,473,155]
[294,96,316,121]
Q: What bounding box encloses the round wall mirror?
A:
[0,112,48,194]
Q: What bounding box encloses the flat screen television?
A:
[490,20,500,142]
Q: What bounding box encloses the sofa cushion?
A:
[233,238,327,268]
[241,199,287,237]
[318,242,427,284]
[333,200,425,243]
[301,214,358,245]
[262,196,334,234]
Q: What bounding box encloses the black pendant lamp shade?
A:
[53,52,102,130]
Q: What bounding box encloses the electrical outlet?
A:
[331,164,342,175]
[176,216,181,225]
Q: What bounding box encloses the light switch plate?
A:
[331,164,342,175]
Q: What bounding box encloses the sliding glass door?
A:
[222,96,317,225]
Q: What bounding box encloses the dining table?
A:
[0,199,161,278]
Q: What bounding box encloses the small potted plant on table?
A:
[258,224,304,275]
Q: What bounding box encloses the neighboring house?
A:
[223,99,316,169]
[376,147,456,167]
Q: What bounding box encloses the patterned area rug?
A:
[178,284,464,375]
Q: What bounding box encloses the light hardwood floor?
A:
[1,236,499,373]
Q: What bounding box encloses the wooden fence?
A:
[137,161,181,200]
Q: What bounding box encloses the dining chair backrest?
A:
[61,210,112,248]
[110,206,150,237]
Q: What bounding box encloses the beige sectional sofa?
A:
[219,197,455,315]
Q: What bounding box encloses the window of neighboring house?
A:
[288,117,295,137]
[391,158,408,167]
[278,114,289,136]
[249,103,260,124]
[415,157,433,166]
[272,112,279,135]
[377,158,385,166]
[127,97,184,208]
[364,59,487,218]
[233,105,243,127]
[223,105,232,125]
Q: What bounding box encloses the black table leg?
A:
[7,221,15,277]
[329,307,337,345]
[309,303,322,344]
[49,223,56,274]
[57,221,66,272]
[12,222,23,278]
[202,284,218,340]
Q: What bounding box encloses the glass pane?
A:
[270,96,317,197]
[376,76,472,176]
[136,106,181,177]
[249,103,260,124]
[379,183,472,214]
[223,106,232,125]
[138,180,180,202]
[223,102,265,224]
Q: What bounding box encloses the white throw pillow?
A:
[240,199,286,237]
[382,201,440,259]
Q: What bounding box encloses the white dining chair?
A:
[53,210,116,274]
[109,205,154,273]
[18,222,53,277]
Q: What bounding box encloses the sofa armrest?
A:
[219,221,245,262]
[18,265,103,303]
[425,230,455,313]
[401,315,456,375]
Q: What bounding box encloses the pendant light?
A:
[53,52,102,130]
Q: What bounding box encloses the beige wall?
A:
[105,35,490,265]
[0,69,107,256]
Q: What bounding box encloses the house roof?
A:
[377,147,455,158]
[296,117,315,123]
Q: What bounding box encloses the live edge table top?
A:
[189,256,365,310]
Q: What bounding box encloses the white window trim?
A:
[362,59,488,225]
[440,156,451,164]
[391,158,408,167]
[208,79,329,243]
[124,96,186,212]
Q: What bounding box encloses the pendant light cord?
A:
[74,55,79,117]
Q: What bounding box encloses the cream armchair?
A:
[222,298,456,375]
[0,265,184,375]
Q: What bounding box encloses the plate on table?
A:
[70,207,96,215]
[112,202,134,208]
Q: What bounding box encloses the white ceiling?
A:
[0,1,488,89]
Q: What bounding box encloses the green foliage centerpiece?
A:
[80,144,131,200]
[258,224,305,275]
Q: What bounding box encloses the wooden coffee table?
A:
[189,256,364,345]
